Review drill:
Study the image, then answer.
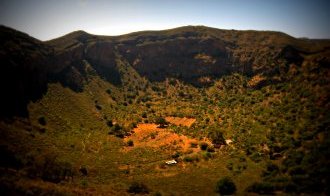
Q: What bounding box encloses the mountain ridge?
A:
[1,25,330,118]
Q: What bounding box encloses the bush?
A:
[208,129,225,146]
[155,117,168,128]
[183,156,194,162]
[79,166,88,176]
[38,116,46,126]
[106,120,113,127]
[108,124,128,138]
[130,122,137,129]
[250,152,263,163]
[202,152,213,160]
[128,182,149,194]
[215,177,236,195]
[112,124,121,131]
[95,104,102,110]
[199,142,209,150]
[127,139,134,147]
[183,155,199,162]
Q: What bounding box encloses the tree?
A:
[216,177,236,195]
[38,116,46,126]
[127,139,134,147]
[199,142,209,151]
[208,127,225,147]
[106,120,113,127]
[155,117,168,128]
[128,182,149,194]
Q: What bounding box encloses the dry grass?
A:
[123,123,210,154]
[165,116,196,128]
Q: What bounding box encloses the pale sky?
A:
[0,0,329,40]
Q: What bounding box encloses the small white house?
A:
[165,160,177,165]
[225,139,233,145]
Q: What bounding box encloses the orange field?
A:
[165,116,196,127]
[123,123,210,154]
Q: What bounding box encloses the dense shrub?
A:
[215,177,236,195]
[183,155,199,162]
[128,182,149,194]
[199,142,209,150]
[155,117,168,128]
[79,166,88,176]
[202,152,213,160]
[108,124,128,138]
[106,120,113,127]
[127,139,134,147]
[38,116,46,126]
[130,122,137,129]
[183,156,194,162]
[95,104,102,110]
[208,129,225,146]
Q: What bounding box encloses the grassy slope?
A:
[5,61,328,195]
[1,65,266,195]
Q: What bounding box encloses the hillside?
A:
[0,25,329,195]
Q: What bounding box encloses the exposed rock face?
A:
[117,37,233,82]
[1,25,329,117]
[84,42,121,85]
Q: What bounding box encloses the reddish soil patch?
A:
[123,123,210,154]
[165,117,196,128]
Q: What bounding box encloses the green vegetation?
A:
[215,177,236,195]
[199,142,208,150]
[128,182,150,194]
[127,139,134,146]
[0,25,329,195]
[38,116,46,126]
[155,116,168,128]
